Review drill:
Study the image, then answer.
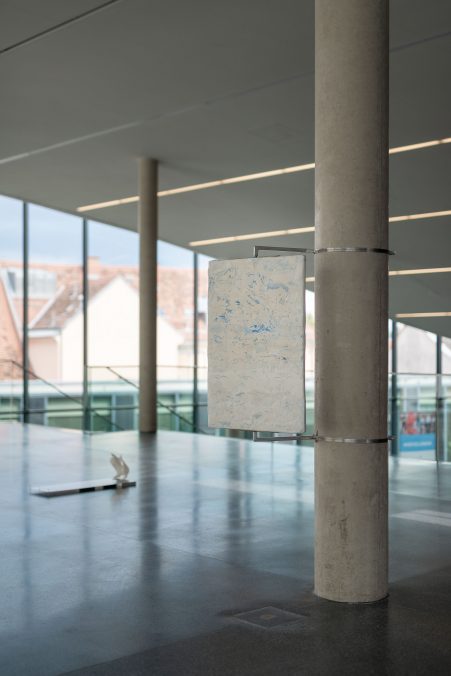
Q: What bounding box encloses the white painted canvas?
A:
[208,255,305,433]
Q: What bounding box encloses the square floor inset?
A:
[234,606,304,628]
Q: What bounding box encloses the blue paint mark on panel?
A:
[267,279,288,292]
[214,308,233,323]
[244,323,274,334]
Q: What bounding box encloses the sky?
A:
[0,195,197,268]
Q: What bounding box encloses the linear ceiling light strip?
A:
[189,226,315,247]
[396,312,451,318]
[305,267,451,284]
[77,162,316,212]
[389,267,451,276]
[77,196,139,212]
[77,136,451,213]
[188,210,451,247]
[388,137,451,154]
[389,209,451,222]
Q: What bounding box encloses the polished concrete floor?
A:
[1,423,451,675]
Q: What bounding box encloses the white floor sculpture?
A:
[110,453,130,481]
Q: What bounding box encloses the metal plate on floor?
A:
[30,478,136,497]
[234,606,304,628]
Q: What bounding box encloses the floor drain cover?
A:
[234,606,304,628]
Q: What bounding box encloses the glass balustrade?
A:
[2,360,451,460]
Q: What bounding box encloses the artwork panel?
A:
[208,255,305,433]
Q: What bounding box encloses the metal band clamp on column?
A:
[254,246,395,257]
[313,245,394,446]
[253,432,395,444]
[314,247,395,255]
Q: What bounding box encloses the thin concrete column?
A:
[138,158,158,433]
[436,335,444,462]
[314,0,389,602]
[193,252,199,432]
[82,218,89,432]
[22,202,29,423]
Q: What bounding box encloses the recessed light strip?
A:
[389,209,451,222]
[77,136,451,213]
[396,312,451,318]
[189,226,315,247]
[77,162,316,212]
[389,137,451,154]
[189,210,451,247]
[158,163,316,197]
[305,267,451,285]
[77,196,139,212]
[389,266,451,276]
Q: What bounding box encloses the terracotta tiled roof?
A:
[32,277,113,330]
[0,258,209,375]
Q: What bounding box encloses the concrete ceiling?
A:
[1,0,451,335]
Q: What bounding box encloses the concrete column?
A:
[314,0,389,602]
[436,335,444,461]
[138,158,158,433]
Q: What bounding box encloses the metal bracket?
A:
[254,245,315,257]
[253,432,316,443]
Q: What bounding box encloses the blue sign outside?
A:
[399,433,436,453]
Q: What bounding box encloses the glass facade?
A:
[1,194,451,459]
[87,220,140,431]
[0,199,202,434]
[195,253,210,432]
[157,241,195,432]
[0,196,23,421]
[28,204,84,429]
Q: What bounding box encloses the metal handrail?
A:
[0,359,208,434]
[389,371,451,377]
[105,365,209,434]
[0,359,124,431]
[88,363,208,370]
